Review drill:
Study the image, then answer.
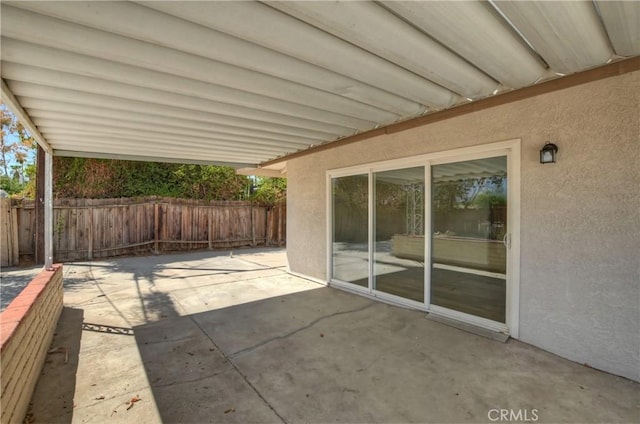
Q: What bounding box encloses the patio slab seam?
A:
[165,270,290,292]
[233,255,288,270]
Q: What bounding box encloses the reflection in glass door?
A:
[430,156,507,323]
[373,167,425,303]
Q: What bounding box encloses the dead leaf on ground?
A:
[126,395,141,411]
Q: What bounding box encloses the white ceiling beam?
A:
[7,1,426,117]
[2,61,376,131]
[596,1,640,57]
[1,7,403,123]
[142,1,461,108]
[0,78,52,154]
[8,81,354,137]
[381,1,548,88]
[47,135,274,160]
[53,150,256,168]
[492,1,614,74]
[25,107,316,148]
[268,1,498,99]
[49,142,273,164]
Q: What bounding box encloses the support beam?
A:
[236,167,287,178]
[44,151,53,270]
[1,78,52,154]
[35,145,45,264]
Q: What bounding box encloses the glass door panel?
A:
[373,167,425,302]
[332,174,369,287]
[430,156,507,322]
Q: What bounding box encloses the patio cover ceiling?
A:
[1,1,638,175]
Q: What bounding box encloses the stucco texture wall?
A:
[286,71,639,381]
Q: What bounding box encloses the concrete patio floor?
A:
[25,248,638,423]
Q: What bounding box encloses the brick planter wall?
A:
[0,265,63,424]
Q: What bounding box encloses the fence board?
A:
[1,198,18,266]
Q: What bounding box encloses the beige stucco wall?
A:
[286,71,640,381]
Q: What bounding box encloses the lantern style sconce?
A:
[540,142,558,164]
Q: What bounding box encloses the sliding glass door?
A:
[329,141,518,333]
[430,156,507,323]
[373,167,425,303]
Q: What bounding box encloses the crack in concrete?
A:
[137,333,194,346]
[150,369,231,388]
[229,302,376,359]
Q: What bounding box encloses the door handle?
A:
[503,233,511,249]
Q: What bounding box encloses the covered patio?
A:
[21,248,638,423]
[1,2,638,422]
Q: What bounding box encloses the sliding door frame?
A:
[326,139,521,337]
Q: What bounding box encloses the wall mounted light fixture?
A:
[540,142,558,164]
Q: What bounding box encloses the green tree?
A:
[53,157,256,201]
[251,177,286,204]
[172,164,249,200]
[0,102,36,194]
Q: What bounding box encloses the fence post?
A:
[10,204,19,265]
[266,207,272,246]
[154,202,160,254]
[251,205,256,247]
[277,204,283,246]
[35,145,45,264]
[208,206,213,250]
[87,207,93,260]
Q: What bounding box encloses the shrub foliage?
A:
[53,157,286,203]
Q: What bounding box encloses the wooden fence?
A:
[1,197,285,265]
[1,198,19,266]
